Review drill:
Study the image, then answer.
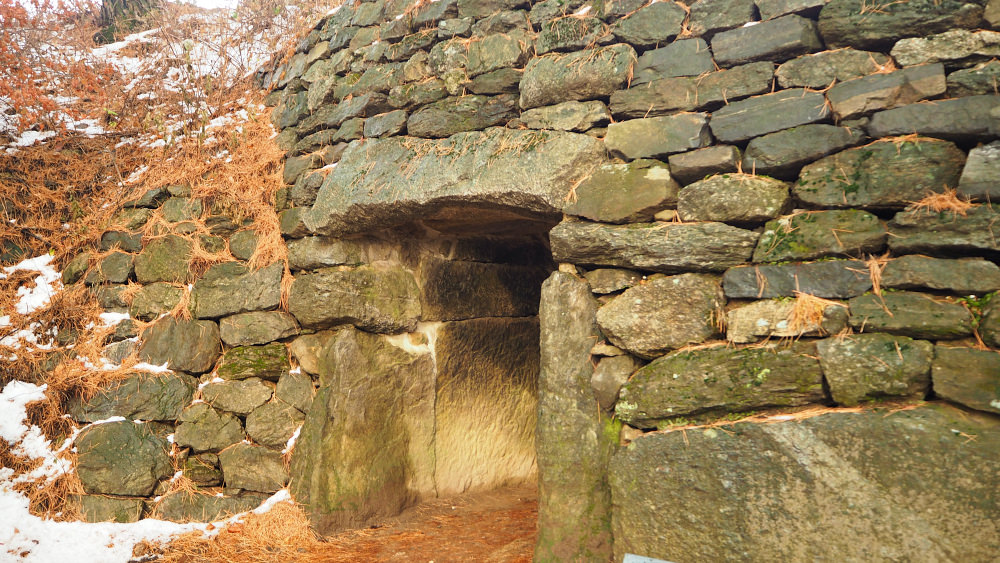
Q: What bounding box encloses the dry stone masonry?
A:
[59,0,1000,559]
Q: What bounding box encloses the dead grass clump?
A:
[788,291,846,334]
[906,187,976,216]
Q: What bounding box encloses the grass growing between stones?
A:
[906,187,977,217]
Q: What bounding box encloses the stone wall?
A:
[62,0,1000,558]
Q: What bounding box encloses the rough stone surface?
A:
[605,113,712,159]
[888,204,1000,256]
[583,268,642,294]
[932,346,1000,414]
[138,317,221,374]
[134,235,192,284]
[174,403,244,453]
[591,355,639,411]
[688,0,756,36]
[67,372,197,423]
[727,299,847,343]
[948,61,1000,98]
[219,443,288,493]
[743,124,864,178]
[631,39,715,86]
[304,129,606,236]
[610,404,1000,561]
[62,252,91,285]
[246,400,306,449]
[795,137,965,209]
[129,282,183,321]
[668,145,741,184]
[218,311,299,347]
[521,100,609,132]
[611,2,686,49]
[712,15,823,67]
[817,333,933,405]
[289,328,435,534]
[75,495,145,523]
[519,44,636,110]
[818,0,983,50]
[202,378,274,414]
[289,330,338,376]
[710,89,830,143]
[723,260,872,298]
[84,252,133,285]
[182,453,221,486]
[189,262,283,320]
[287,237,365,270]
[288,266,421,332]
[550,220,758,274]
[848,291,974,340]
[867,95,1000,142]
[882,255,1000,294]
[616,343,825,426]
[407,94,518,138]
[157,493,268,522]
[535,272,616,561]
[958,140,1000,201]
[277,370,315,413]
[76,421,171,496]
[610,62,774,118]
[891,29,1000,68]
[827,63,946,120]
[216,343,290,381]
[753,210,887,262]
[776,48,892,89]
[678,174,790,225]
[596,274,723,359]
[564,159,678,223]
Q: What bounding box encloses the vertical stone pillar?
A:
[535,271,618,562]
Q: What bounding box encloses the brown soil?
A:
[315,484,537,563]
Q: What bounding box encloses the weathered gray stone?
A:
[138,317,220,374]
[277,370,314,413]
[983,299,1000,348]
[754,210,887,262]
[182,453,221,486]
[102,339,136,365]
[883,255,1000,294]
[591,355,639,411]
[67,372,196,423]
[527,0,586,23]
[437,16,473,37]
[596,274,723,359]
[868,95,1000,142]
[688,0,756,36]
[723,261,866,299]
[202,378,273,415]
[74,495,145,523]
[711,89,830,143]
[93,285,128,311]
[470,9,528,34]
[519,44,636,110]
[617,343,824,426]
[62,252,91,285]
[535,272,616,561]
[818,0,983,50]
[756,0,826,18]
[134,235,193,284]
[535,16,606,54]
[776,48,893,89]
[429,31,532,78]
[610,404,1000,561]
[458,0,525,18]
[288,266,421,332]
[124,187,169,209]
[218,311,299,347]
[933,346,1000,414]
[76,421,171,496]
[727,299,847,343]
[468,67,522,95]
[129,282,182,321]
[521,100,609,132]
[419,258,549,321]
[286,237,364,271]
[297,92,392,137]
[892,29,1000,68]
[827,63,946,120]
[156,492,268,522]
[304,129,607,236]
[100,230,142,253]
[611,2,686,49]
[189,262,283,320]
[289,328,435,534]
[279,208,310,238]
[818,333,932,405]
[958,140,1000,201]
[283,154,323,185]
[160,198,204,223]
[245,400,305,449]
[406,95,518,138]
[174,403,244,453]
[609,62,774,118]
[668,145,741,184]
[551,220,758,273]
[362,110,408,138]
[631,38,715,86]
[583,268,642,294]
[219,443,288,493]
[678,174,790,225]
[713,15,823,67]
[795,137,965,209]
[112,208,154,230]
[848,291,974,340]
[605,113,712,159]
[289,331,339,376]
[84,251,133,285]
[743,124,865,178]
[564,159,678,223]
[947,60,1000,97]
[227,229,258,261]
[217,343,289,381]
[888,204,1000,256]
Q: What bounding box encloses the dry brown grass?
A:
[906,187,976,216]
[788,291,846,334]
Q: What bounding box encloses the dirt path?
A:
[313,484,537,563]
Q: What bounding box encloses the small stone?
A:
[958,140,1000,201]
[407,94,518,138]
[519,44,636,110]
[138,317,221,374]
[62,252,91,285]
[688,0,756,36]
[610,62,774,118]
[947,61,1000,97]
[217,343,290,381]
[710,89,830,143]
[245,400,305,449]
[726,299,845,343]
[535,16,607,54]
[277,370,315,413]
[818,0,983,50]
[189,261,284,320]
[723,260,873,299]
[882,255,1000,294]
[817,333,932,406]
[668,146,741,185]
[134,235,193,284]
[743,124,865,178]
[631,38,715,86]
[521,100,610,132]
[287,266,421,332]
[677,174,790,225]
[130,282,183,321]
[74,495,145,523]
[889,204,1000,256]
[891,29,1000,68]
[288,331,339,376]
[753,210,887,262]
[868,95,1000,142]
[75,421,171,496]
[218,311,299,347]
[67,372,197,423]
[776,48,893,89]
[711,15,824,67]
[605,114,712,160]
[583,268,643,294]
[84,252,134,285]
[219,443,288,493]
[611,2,686,49]
[363,110,408,138]
[827,63,946,120]
[564,159,679,223]
[183,453,222,486]
[848,291,974,340]
[591,355,640,410]
[175,403,244,453]
[100,230,142,253]
[160,198,204,222]
[203,378,274,415]
[228,229,258,261]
